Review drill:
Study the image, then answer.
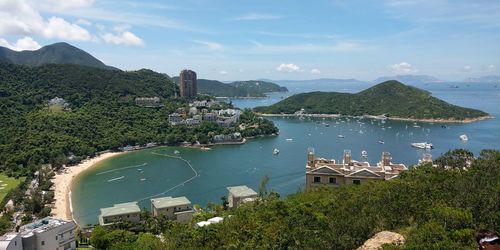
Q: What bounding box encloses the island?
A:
[254,80,491,123]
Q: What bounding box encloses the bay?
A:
[72,81,500,226]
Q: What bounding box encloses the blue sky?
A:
[1,0,499,81]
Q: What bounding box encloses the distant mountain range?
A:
[254,80,488,121]
[372,75,443,85]
[269,78,367,85]
[0,42,117,70]
[172,78,288,97]
[464,75,500,83]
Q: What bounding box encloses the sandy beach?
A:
[51,152,124,221]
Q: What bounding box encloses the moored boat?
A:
[411,142,434,149]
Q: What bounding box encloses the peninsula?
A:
[254,80,490,122]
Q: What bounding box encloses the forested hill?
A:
[254,80,489,120]
[0,63,175,175]
[0,42,116,70]
[173,77,287,97]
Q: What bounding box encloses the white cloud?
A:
[233,13,283,21]
[388,62,418,74]
[276,63,304,73]
[101,30,144,46]
[76,18,92,26]
[311,69,321,75]
[39,0,94,11]
[192,40,223,50]
[219,70,228,75]
[463,65,472,71]
[0,36,41,51]
[0,0,93,41]
[488,64,495,71]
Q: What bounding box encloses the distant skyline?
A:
[1,0,499,81]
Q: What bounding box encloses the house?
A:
[202,113,218,122]
[168,113,183,125]
[212,133,242,143]
[189,107,198,115]
[151,196,194,223]
[227,185,258,208]
[98,202,141,226]
[305,148,407,190]
[0,217,76,250]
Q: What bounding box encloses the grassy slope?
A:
[254,80,488,120]
[0,174,24,202]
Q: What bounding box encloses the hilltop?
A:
[173,78,288,97]
[373,74,442,85]
[254,80,489,122]
[0,42,117,70]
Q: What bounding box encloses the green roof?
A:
[100,202,141,217]
[151,196,191,209]
[227,185,258,198]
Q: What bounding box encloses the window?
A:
[353,179,361,185]
[41,241,45,245]
[329,177,337,184]
[313,176,321,183]
[55,236,58,240]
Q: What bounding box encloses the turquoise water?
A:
[72,82,500,226]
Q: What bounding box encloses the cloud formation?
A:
[101,31,144,46]
[219,70,228,75]
[388,62,418,74]
[0,0,93,41]
[311,69,321,74]
[276,63,304,73]
[234,13,283,21]
[0,36,41,51]
[192,40,223,50]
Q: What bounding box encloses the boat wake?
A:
[107,176,124,182]
[96,163,148,175]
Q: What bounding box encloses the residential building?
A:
[151,196,194,223]
[305,148,407,190]
[98,202,141,226]
[213,133,242,143]
[202,113,218,122]
[179,69,197,98]
[135,97,162,107]
[0,217,76,250]
[168,113,183,125]
[188,107,198,115]
[227,185,258,208]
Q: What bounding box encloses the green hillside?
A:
[0,42,116,70]
[254,80,488,120]
[173,78,287,97]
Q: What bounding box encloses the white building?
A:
[151,196,194,224]
[0,217,76,250]
[227,185,258,208]
[99,202,141,226]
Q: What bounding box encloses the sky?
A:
[1,0,499,81]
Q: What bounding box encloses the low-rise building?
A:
[99,202,141,226]
[135,97,162,107]
[188,107,198,115]
[227,185,258,208]
[151,196,194,223]
[305,148,407,190]
[213,132,242,143]
[0,217,76,250]
[168,113,183,125]
[202,113,218,122]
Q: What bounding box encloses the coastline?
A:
[51,152,125,221]
[259,113,493,123]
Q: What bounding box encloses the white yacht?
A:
[411,142,434,149]
[337,135,345,138]
[459,134,468,141]
[273,148,280,155]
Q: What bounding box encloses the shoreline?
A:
[51,152,125,222]
[259,113,493,123]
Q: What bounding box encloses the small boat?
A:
[273,148,280,155]
[411,142,434,150]
[285,138,293,142]
[174,150,180,154]
[337,135,345,138]
[378,140,385,144]
[324,123,330,127]
[459,134,468,141]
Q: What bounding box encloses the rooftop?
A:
[20,217,73,234]
[100,202,141,217]
[151,196,191,209]
[227,185,258,198]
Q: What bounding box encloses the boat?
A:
[378,140,385,144]
[324,123,330,127]
[459,134,468,141]
[411,142,434,149]
[174,150,180,154]
[285,138,293,142]
[273,148,280,155]
[337,135,345,138]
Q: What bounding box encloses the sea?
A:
[72,81,500,226]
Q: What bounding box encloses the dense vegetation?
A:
[173,77,288,97]
[0,42,116,70]
[254,80,489,120]
[89,149,499,249]
[0,63,277,177]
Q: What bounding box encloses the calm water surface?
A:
[72,82,500,226]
